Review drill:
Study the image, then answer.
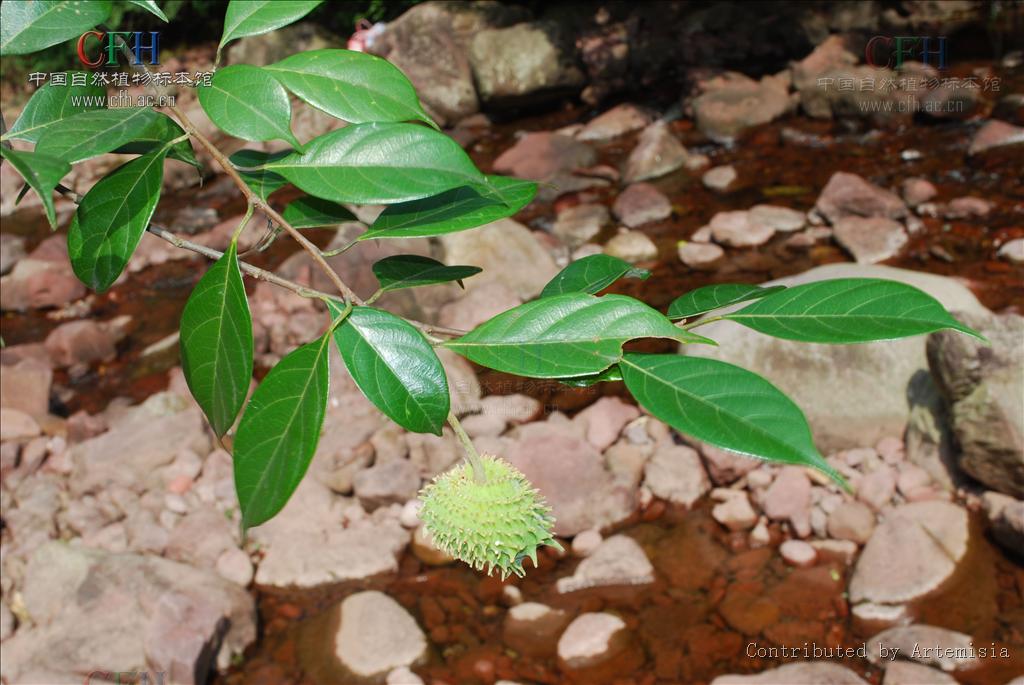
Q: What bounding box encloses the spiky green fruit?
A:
[418,455,562,578]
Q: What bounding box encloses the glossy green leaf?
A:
[229,149,288,200]
[280,196,356,228]
[265,49,434,127]
[1,0,112,55]
[4,74,105,144]
[233,332,331,528]
[263,122,486,204]
[359,176,537,240]
[620,354,846,486]
[541,254,650,298]
[67,147,166,291]
[667,284,786,320]
[328,302,449,435]
[724,278,984,343]
[35,107,159,164]
[126,0,168,21]
[560,365,623,388]
[198,65,300,148]
[218,0,322,52]
[0,147,70,229]
[445,293,713,379]
[112,112,200,169]
[179,240,253,437]
[373,255,481,292]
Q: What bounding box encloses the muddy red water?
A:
[1,58,1021,685]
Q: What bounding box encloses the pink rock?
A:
[710,210,775,248]
[815,171,908,224]
[968,119,1024,155]
[690,225,713,242]
[44,318,127,368]
[612,183,672,228]
[827,501,876,544]
[677,241,724,269]
[574,397,640,451]
[857,466,898,511]
[493,132,596,182]
[779,539,817,567]
[702,165,737,191]
[944,196,992,219]
[0,408,41,441]
[763,467,812,537]
[712,492,758,531]
[66,410,108,443]
[875,436,905,464]
[623,121,695,183]
[897,463,933,498]
[0,359,52,419]
[901,177,938,207]
[696,441,760,485]
[998,238,1024,264]
[576,103,654,142]
[0,235,87,311]
[832,216,908,264]
[749,205,806,232]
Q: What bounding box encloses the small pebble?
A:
[572,529,603,557]
[779,539,817,567]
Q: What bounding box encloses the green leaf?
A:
[126,0,168,21]
[373,255,481,292]
[359,176,537,240]
[219,0,322,53]
[179,240,254,437]
[35,107,159,164]
[280,196,356,228]
[229,149,288,200]
[233,332,331,528]
[541,254,650,298]
[667,284,786,320]
[112,112,200,169]
[198,65,300,148]
[328,302,449,435]
[263,122,486,204]
[265,49,435,128]
[4,74,105,144]
[445,293,713,379]
[620,354,846,486]
[723,278,984,343]
[1,0,112,55]
[560,365,623,387]
[0,147,70,229]
[67,146,166,291]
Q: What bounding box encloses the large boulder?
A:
[927,311,1024,497]
[369,2,527,125]
[682,263,988,451]
[1,542,255,684]
[468,21,584,106]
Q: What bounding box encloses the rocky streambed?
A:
[2,12,1024,685]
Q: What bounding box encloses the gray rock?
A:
[553,203,610,248]
[557,613,629,670]
[850,501,968,606]
[882,661,958,684]
[642,443,710,507]
[833,217,908,263]
[503,421,635,536]
[927,311,1024,497]
[613,183,672,228]
[440,218,558,301]
[604,229,658,263]
[815,172,908,224]
[682,263,988,451]
[577,103,654,142]
[982,491,1024,557]
[2,542,255,684]
[252,479,409,588]
[556,534,654,592]
[353,459,421,510]
[623,121,699,183]
[868,624,978,672]
[468,21,583,105]
[711,662,868,684]
[332,591,427,679]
